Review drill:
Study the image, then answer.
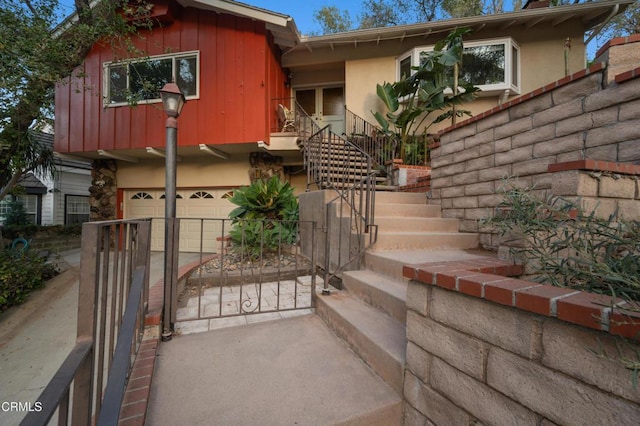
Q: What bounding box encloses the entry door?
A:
[295,87,345,135]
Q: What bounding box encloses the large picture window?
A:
[398,38,520,96]
[104,51,199,106]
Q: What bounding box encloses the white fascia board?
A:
[179,0,290,28]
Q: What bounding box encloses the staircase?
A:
[305,130,394,191]
[315,191,482,424]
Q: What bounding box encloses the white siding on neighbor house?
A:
[38,173,55,225]
[46,168,91,225]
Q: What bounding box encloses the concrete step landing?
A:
[315,290,406,395]
[372,231,479,251]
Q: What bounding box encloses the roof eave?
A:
[299,1,634,47]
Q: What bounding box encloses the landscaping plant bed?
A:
[181,252,313,296]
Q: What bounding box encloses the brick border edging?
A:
[145,254,218,326]
[118,254,217,425]
[403,257,640,340]
[437,62,607,135]
[548,159,640,176]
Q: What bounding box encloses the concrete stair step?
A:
[375,203,442,217]
[364,249,500,281]
[375,216,460,233]
[371,232,479,251]
[343,270,407,324]
[371,192,426,205]
[316,291,406,395]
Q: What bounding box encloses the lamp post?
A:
[159,82,185,341]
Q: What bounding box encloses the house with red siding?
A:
[54,0,633,250]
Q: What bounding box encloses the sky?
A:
[56,0,602,57]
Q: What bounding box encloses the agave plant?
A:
[227,175,299,258]
[372,27,480,160]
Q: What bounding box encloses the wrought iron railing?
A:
[345,107,395,167]
[21,219,151,426]
[167,218,317,327]
[301,120,378,289]
[345,107,431,166]
[270,97,321,140]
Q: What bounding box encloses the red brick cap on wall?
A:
[403,258,640,340]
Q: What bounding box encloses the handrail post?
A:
[72,222,100,425]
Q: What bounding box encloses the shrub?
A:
[484,181,640,384]
[0,248,51,312]
[227,176,299,259]
[484,182,640,301]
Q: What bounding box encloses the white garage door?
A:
[124,188,236,252]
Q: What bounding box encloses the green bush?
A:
[0,248,52,312]
[228,176,299,259]
[484,182,640,301]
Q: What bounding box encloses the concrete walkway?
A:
[146,313,402,426]
[0,249,201,425]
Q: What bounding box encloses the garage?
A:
[124,188,236,252]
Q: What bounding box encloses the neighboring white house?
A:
[0,132,92,226]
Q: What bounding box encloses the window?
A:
[131,192,153,200]
[65,195,90,225]
[0,195,38,224]
[160,194,183,199]
[104,51,199,106]
[189,191,213,199]
[397,38,520,96]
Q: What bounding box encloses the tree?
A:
[312,6,353,34]
[359,0,403,28]
[0,0,150,201]
[372,28,480,159]
[441,0,484,18]
[603,1,640,38]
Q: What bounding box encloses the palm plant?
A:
[372,27,479,160]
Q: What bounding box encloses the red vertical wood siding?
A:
[54,5,289,154]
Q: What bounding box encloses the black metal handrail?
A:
[21,219,151,426]
[299,108,378,287]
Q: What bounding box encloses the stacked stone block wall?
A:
[432,60,640,250]
[402,259,640,425]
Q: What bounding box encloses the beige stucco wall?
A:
[118,158,252,189]
[117,157,308,195]
[342,32,586,134]
[345,58,396,126]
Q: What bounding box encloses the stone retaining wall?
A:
[402,259,640,425]
[432,58,640,250]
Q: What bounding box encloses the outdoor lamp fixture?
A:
[160,82,185,342]
[160,82,185,120]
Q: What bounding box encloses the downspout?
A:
[585,4,619,46]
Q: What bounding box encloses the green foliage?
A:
[3,198,30,227]
[0,248,51,312]
[228,176,299,259]
[312,6,353,34]
[484,182,640,301]
[0,0,152,201]
[372,28,479,160]
[485,181,640,385]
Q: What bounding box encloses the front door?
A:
[295,86,345,135]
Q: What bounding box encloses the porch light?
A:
[160,82,185,118]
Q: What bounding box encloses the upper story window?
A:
[104,51,200,106]
[397,38,520,96]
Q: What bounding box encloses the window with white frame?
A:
[65,195,90,225]
[0,195,38,224]
[397,38,520,95]
[104,51,199,106]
